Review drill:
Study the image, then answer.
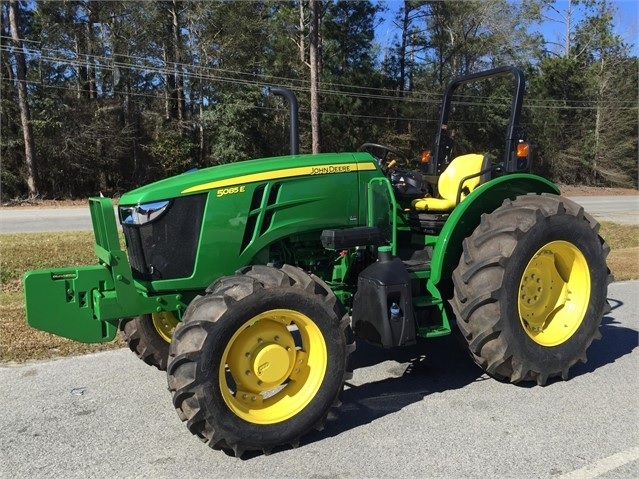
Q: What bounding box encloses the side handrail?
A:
[454,166,497,205]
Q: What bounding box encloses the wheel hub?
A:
[252,343,291,384]
[519,251,566,331]
[518,240,590,346]
[152,311,179,343]
[220,308,328,425]
[227,319,296,393]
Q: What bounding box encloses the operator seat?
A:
[412,153,490,212]
[409,153,491,233]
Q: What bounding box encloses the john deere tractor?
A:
[24,66,610,457]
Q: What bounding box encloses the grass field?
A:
[1,223,637,363]
[0,232,126,362]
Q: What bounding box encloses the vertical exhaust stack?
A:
[268,86,299,156]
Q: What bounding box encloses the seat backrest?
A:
[438,153,487,203]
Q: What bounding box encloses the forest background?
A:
[1,0,637,201]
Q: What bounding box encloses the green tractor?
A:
[24,66,610,457]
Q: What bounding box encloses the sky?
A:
[376,0,639,58]
[538,0,638,56]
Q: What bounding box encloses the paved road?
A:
[569,196,639,225]
[0,196,637,233]
[1,281,637,478]
[0,206,118,234]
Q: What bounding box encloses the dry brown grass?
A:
[1,291,125,362]
[601,222,639,282]
[1,222,637,363]
[1,232,96,291]
[0,232,126,362]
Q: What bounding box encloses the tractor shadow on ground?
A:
[569,298,638,377]
[305,296,637,446]
[510,298,637,389]
[304,331,486,447]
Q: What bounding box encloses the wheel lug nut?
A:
[274,336,279,341]
[245,370,251,376]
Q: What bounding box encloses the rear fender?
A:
[429,174,560,286]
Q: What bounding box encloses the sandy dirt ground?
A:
[557,185,638,197]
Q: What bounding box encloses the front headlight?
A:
[119,200,171,225]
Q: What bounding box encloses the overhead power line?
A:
[1,39,637,115]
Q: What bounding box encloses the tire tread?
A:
[451,193,611,385]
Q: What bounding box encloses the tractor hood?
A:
[115,150,383,292]
[118,152,378,207]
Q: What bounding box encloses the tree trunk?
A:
[298,1,306,65]
[565,0,573,59]
[309,0,321,153]
[593,53,609,182]
[86,3,98,99]
[8,0,37,197]
[399,3,409,96]
[75,34,84,99]
[170,0,184,122]
[163,1,184,122]
[163,44,172,120]
[199,101,205,164]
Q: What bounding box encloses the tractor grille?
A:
[121,194,206,281]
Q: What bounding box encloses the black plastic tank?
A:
[352,247,416,348]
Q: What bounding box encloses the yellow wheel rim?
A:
[518,240,590,347]
[219,309,327,425]
[152,311,179,343]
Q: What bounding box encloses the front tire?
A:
[119,312,178,370]
[167,264,352,456]
[451,193,611,385]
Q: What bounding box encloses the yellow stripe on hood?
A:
[181,162,377,194]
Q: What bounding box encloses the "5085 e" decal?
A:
[217,185,246,197]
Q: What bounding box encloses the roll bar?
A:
[428,66,528,175]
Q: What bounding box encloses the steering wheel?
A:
[359,143,409,171]
[360,143,430,200]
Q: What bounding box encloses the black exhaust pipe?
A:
[268,86,299,156]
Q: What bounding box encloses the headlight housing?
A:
[119,200,171,225]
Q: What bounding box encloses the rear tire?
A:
[451,193,611,385]
[119,312,178,370]
[167,264,353,457]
